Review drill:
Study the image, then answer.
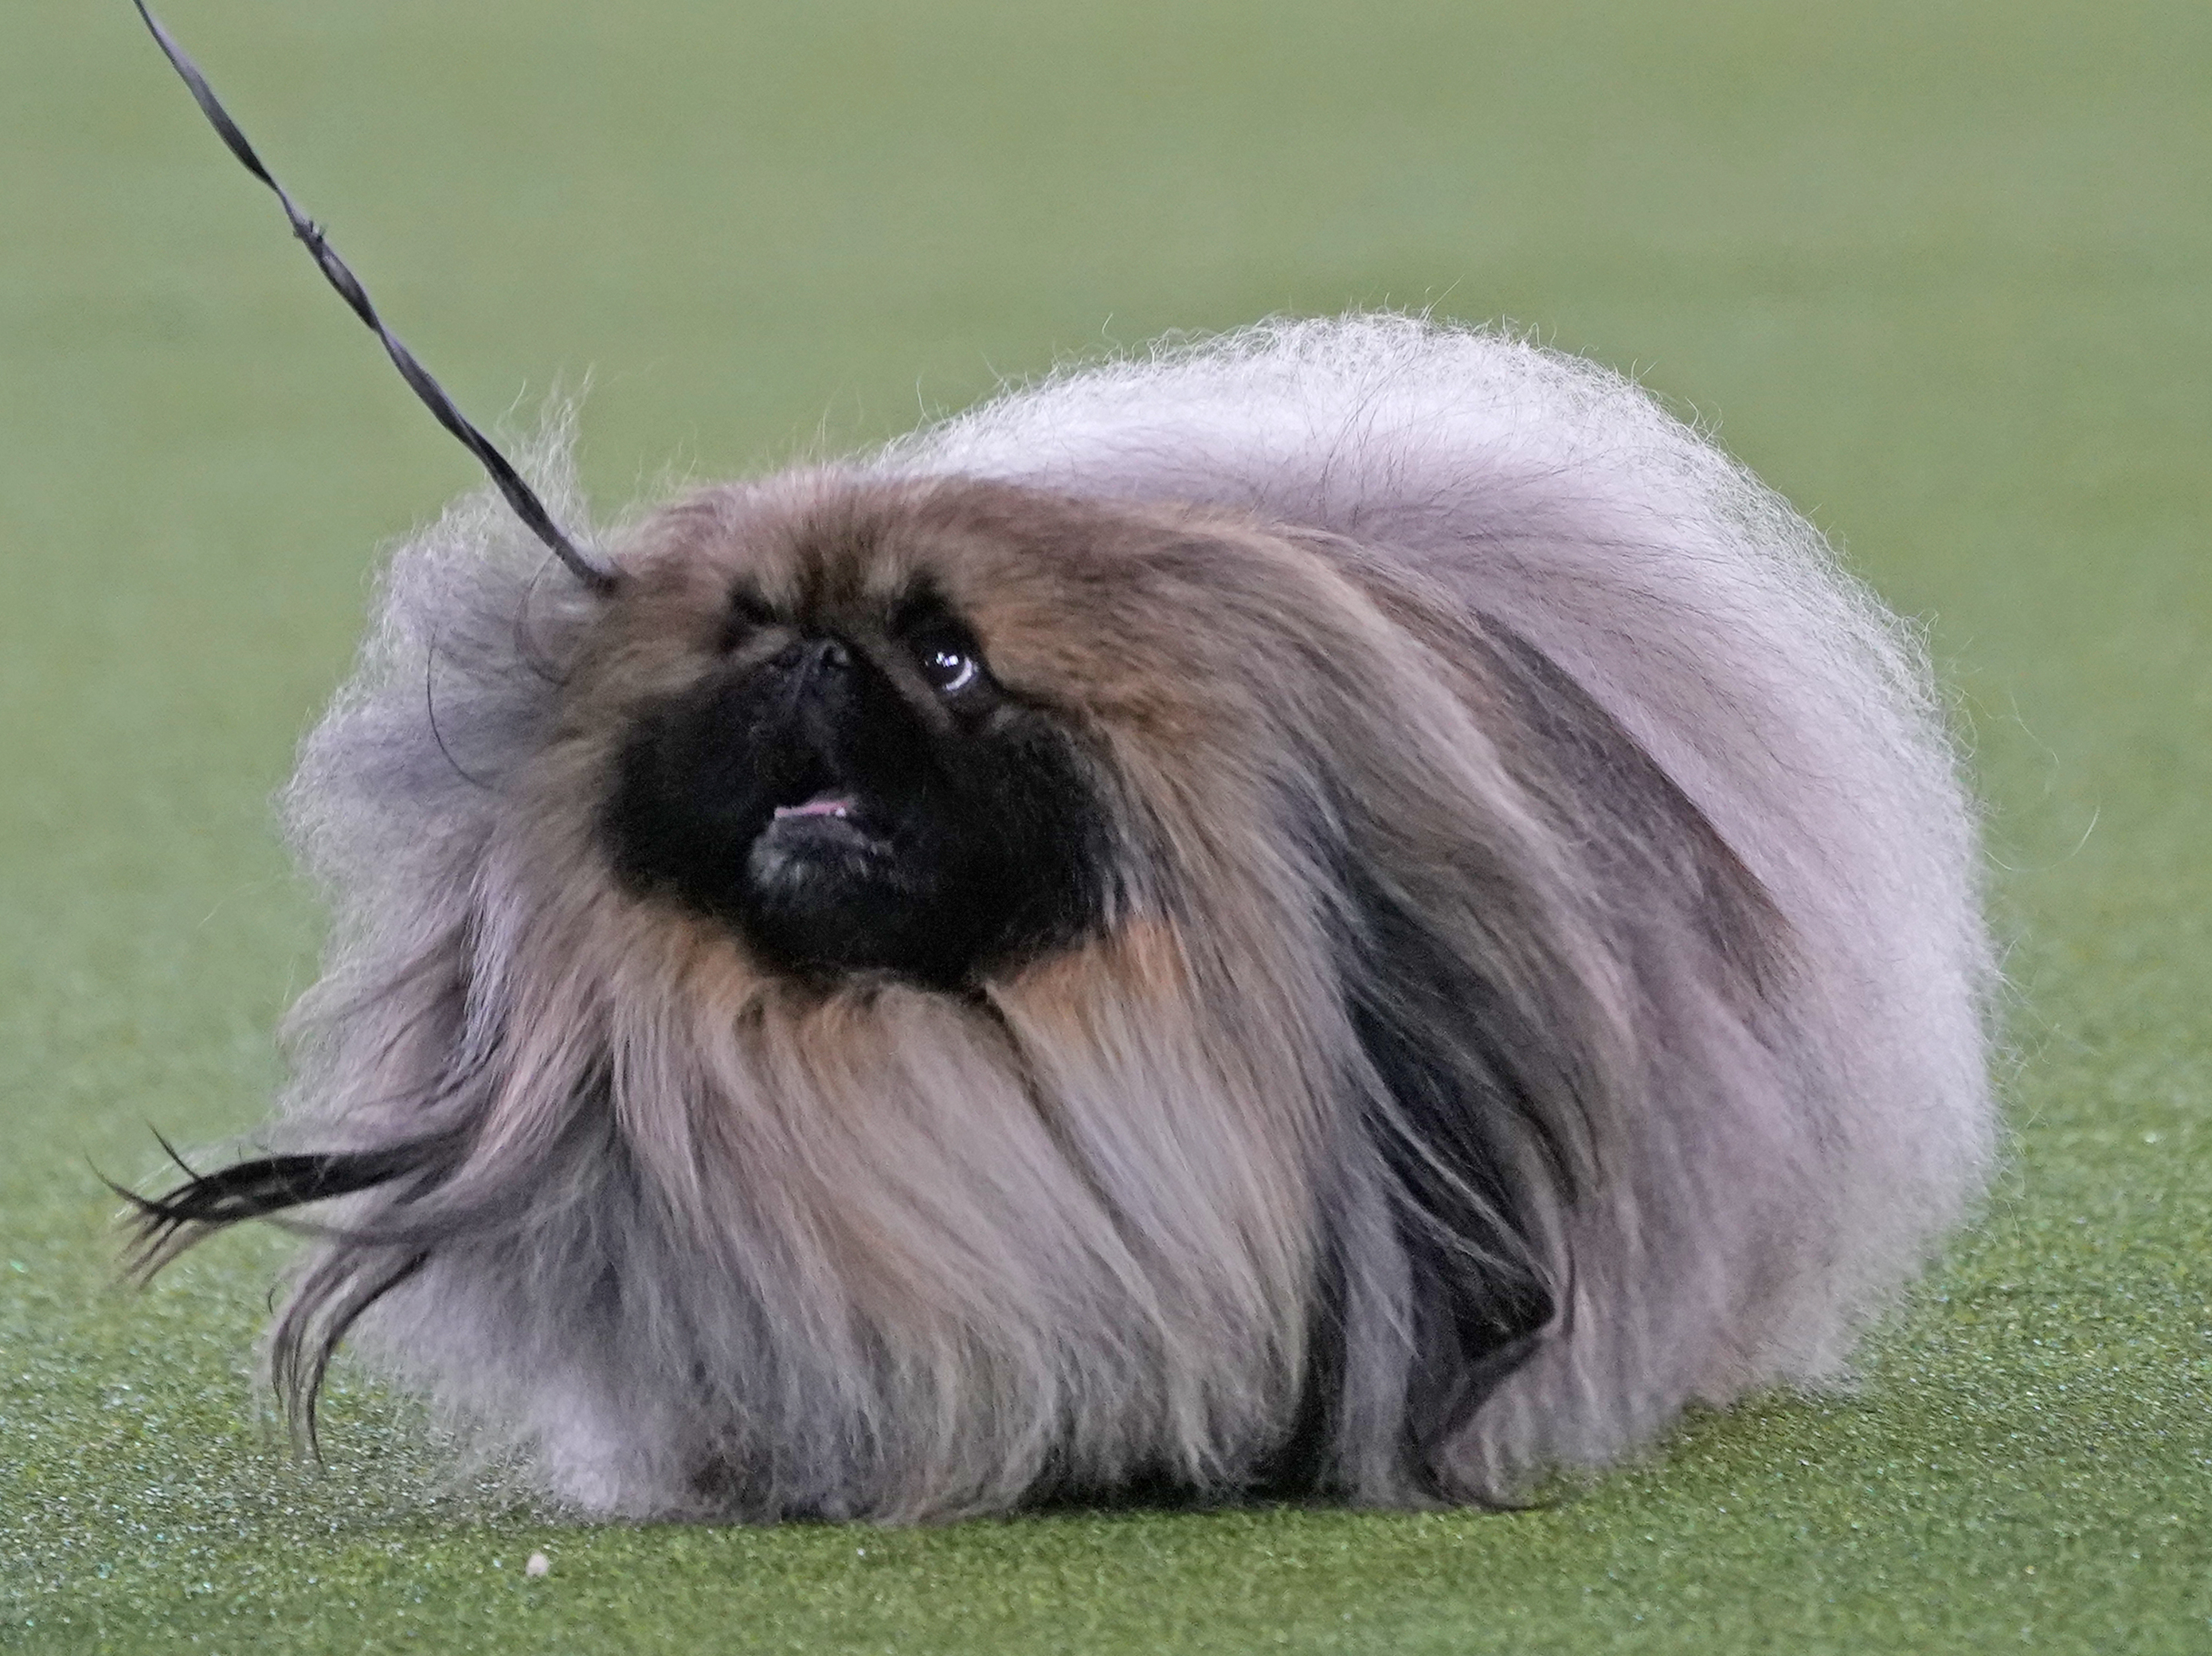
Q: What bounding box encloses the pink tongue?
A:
[773,793,855,821]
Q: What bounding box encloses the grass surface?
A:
[4,0,2209,1650]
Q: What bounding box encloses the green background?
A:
[4,1,2207,1649]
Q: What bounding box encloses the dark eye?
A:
[914,629,986,697]
[920,642,980,695]
[721,589,777,650]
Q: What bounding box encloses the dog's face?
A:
[589,480,1155,988]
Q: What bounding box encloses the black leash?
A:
[130,2,620,592]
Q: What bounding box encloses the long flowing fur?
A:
[133,315,1992,1520]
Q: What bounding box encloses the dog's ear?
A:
[1324,615,1797,1499]
[114,1133,465,1440]
[1341,870,1569,1495]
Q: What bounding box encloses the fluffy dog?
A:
[131,315,1992,1521]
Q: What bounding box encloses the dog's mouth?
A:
[757,789,891,856]
[773,791,859,824]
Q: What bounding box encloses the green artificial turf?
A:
[4,0,2208,1649]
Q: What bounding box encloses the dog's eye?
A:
[919,641,980,695]
[912,628,987,698]
[721,589,777,651]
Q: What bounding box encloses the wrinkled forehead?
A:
[611,476,921,632]
[579,472,1376,768]
[602,473,1274,691]
[619,476,1060,621]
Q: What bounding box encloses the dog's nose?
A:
[775,636,852,676]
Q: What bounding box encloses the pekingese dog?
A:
[130,316,1992,1521]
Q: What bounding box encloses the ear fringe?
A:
[269,1248,432,1453]
[115,1136,460,1278]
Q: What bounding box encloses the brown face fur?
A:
[544,475,1424,992]
[583,481,1121,986]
